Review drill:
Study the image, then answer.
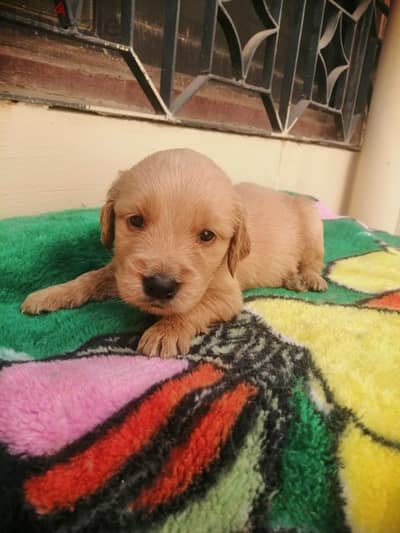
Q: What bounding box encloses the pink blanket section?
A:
[314,200,341,220]
[0,355,187,457]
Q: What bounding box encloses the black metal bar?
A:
[260,93,282,131]
[252,0,278,28]
[342,3,374,141]
[327,65,348,104]
[302,0,325,99]
[314,53,328,104]
[261,0,282,91]
[217,2,243,80]
[336,12,357,114]
[354,22,379,115]
[261,33,278,90]
[328,16,348,108]
[318,10,350,108]
[159,0,181,106]
[121,49,170,115]
[278,0,307,129]
[93,0,102,38]
[199,0,219,73]
[332,13,354,110]
[53,0,72,29]
[121,0,135,48]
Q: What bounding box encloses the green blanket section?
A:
[268,385,342,532]
[1,209,399,533]
[0,209,148,357]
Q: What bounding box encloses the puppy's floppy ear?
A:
[100,182,118,249]
[227,200,251,276]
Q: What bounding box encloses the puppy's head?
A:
[100,148,250,316]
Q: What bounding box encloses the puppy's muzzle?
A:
[142,274,179,301]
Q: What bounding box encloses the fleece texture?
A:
[0,207,400,533]
[0,356,187,456]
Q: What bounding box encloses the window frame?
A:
[0,0,390,150]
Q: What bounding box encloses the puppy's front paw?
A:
[301,271,328,292]
[21,287,67,315]
[283,273,306,292]
[138,318,194,358]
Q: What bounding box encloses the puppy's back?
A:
[234,183,322,290]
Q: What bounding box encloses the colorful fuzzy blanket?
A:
[1,204,400,533]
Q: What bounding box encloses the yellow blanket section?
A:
[247,297,400,533]
[247,298,400,442]
[339,423,400,533]
[327,248,400,294]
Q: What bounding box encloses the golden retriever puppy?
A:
[21,148,327,357]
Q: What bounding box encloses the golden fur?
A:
[21,148,327,357]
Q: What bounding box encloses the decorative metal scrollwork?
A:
[0,0,388,145]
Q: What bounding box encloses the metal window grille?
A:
[0,0,389,147]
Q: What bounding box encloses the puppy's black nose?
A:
[142,274,179,300]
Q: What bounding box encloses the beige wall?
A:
[348,2,400,235]
[0,102,356,219]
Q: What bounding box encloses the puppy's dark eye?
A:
[199,229,216,242]
[128,215,145,229]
